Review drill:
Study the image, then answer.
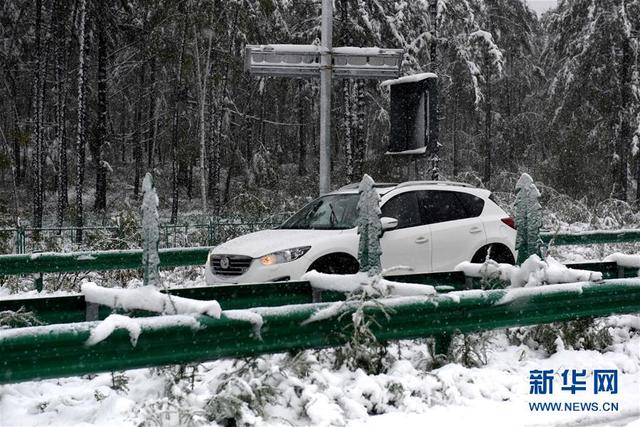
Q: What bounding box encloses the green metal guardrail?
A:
[0,261,636,327]
[1,218,287,254]
[540,229,640,246]
[2,279,639,384]
[0,246,213,275]
[0,272,467,327]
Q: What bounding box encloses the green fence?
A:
[0,217,287,254]
[540,229,640,246]
[2,278,639,384]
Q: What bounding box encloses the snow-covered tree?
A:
[141,173,160,287]
[515,173,542,264]
[356,174,382,275]
[543,0,640,199]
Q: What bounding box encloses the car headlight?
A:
[260,246,311,266]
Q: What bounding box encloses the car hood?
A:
[211,228,354,258]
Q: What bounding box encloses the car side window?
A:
[456,192,485,217]
[381,191,422,229]
[418,190,470,224]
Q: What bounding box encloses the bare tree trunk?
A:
[146,58,157,169]
[93,9,108,211]
[193,24,213,211]
[352,79,366,180]
[297,83,307,177]
[428,0,440,180]
[0,126,20,222]
[343,80,353,183]
[133,65,144,199]
[170,19,187,224]
[614,37,631,201]
[55,0,70,229]
[74,0,87,243]
[32,0,45,238]
[483,64,492,185]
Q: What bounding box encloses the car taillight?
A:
[501,217,516,229]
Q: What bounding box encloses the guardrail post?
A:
[15,225,26,254]
[433,332,452,359]
[34,273,43,292]
[85,302,99,321]
[207,218,215,246]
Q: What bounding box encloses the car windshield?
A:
[280,194,359,230]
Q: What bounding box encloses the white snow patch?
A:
[82,282,222,318]
[223,309,264,339]
[385,147,428,155]
[604,252,640,268]
[86,314,142,347]
[85,314,201,347]
[497,282,586,305]
[302,271,436,297]
[380,72,437,87]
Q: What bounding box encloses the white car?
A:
[205,181,516,284]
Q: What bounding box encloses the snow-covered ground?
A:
[0,317,638,426]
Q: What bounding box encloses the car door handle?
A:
[415,236,429,244]
[469,227,482,234]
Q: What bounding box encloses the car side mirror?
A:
[381,217,398,233]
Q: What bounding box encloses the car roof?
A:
[331,180,491,198]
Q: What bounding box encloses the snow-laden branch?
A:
[455,255,603,288]
[85,313,202,347]
[302,271,436,297]
[82,282,222,318]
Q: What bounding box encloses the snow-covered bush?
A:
[515,173,542,264]
[447,331,496,368]
[356,174,382,275]
[0,307,41,328]
[507,318,613,355]
[204,358,279,426]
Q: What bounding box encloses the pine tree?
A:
[141,173,160,287]
[356,174,382,275]
[515,173,542,264]
[543,0,640,198]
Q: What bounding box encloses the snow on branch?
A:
[302,271,436,297]
[85,313,202,347]
[455,255,603,288]
[82,282,222,318]
[469,30,504,75]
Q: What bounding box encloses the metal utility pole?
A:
[319,0,333,195]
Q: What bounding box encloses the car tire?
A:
[471,244,515,265]
[307,253,360,275]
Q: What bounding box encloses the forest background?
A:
[0,0,639,242]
